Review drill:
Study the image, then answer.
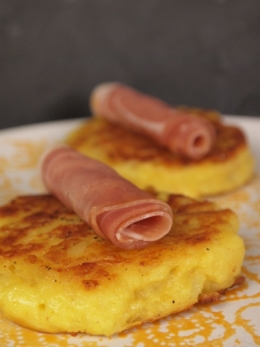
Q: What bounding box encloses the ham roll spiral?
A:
[41,146,173,249]
[90,82,216,160]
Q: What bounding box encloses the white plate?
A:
[0,116,260,347]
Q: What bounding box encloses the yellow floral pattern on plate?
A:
[0,118,259,347]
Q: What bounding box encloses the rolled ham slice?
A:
[90,82,216,160]
[41,146,173,249]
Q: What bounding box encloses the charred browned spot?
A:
[23,211,57,226]
[51,224,92,240]
[76,262,110,278]
[98,248,128,264]
[0,205,18,217]
[199,275,246,304]
[179,201,218,213]
[69,332,78,337]
[27,254,38,263]
[198,291,221,304]
[232,275,245,287]
[43,242,74,265]
[0,233,20,248]
[1,243,43,259]
[14,195,55,210]
[75,262,97,274]
[136,246,167,268]
[0,195,67,219]
[184,233,211,246]
[0,225,39,247]
[209,125,246,162]
[82,279,99,290]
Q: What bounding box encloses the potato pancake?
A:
[0,192,244,336]
[67,110,255,198]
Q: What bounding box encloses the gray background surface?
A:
[1,0,260,129]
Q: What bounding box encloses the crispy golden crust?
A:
[66,110,255,198]
[0,193,245,336]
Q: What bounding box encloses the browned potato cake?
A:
[67,110,254,198]
[0,192,244,336]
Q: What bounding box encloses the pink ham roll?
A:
[41,147,173,249]
[90,82,216,160]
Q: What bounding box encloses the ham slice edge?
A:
[90,82,216,160]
